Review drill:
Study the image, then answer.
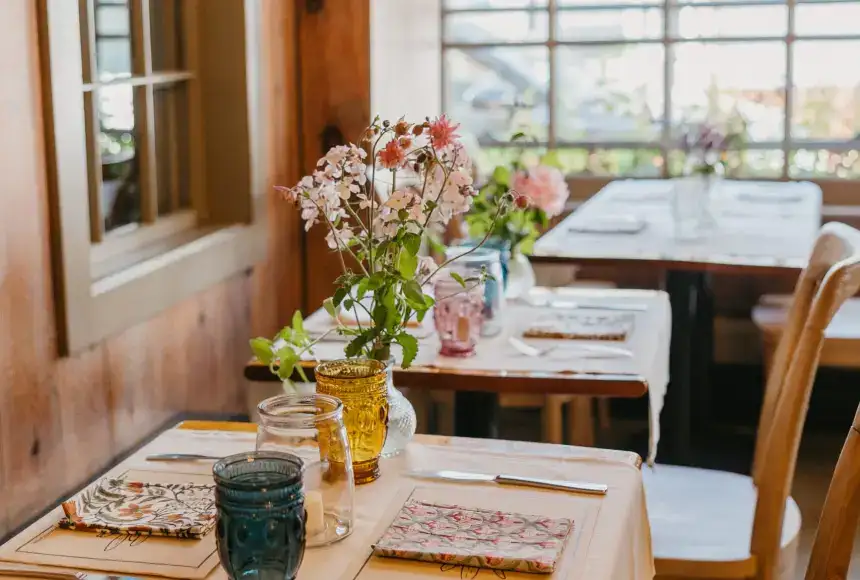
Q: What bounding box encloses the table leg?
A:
[454,392,499,439]
[663,270,713,465]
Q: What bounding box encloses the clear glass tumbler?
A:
[313,359,389,485]
[257,394,354,546]
[434,275,484,357]
[444,246,504,336]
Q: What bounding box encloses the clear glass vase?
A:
[381,360,417,458]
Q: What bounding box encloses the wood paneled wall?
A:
[0,0,302,538]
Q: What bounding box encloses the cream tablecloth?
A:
[0,425,655,580]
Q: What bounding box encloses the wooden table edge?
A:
[528,253,804,275]
[242,359,648,398]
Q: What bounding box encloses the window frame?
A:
[39,0,267,354]
[440,0,860,202]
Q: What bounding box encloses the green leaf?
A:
[394,332,419,369]
[249,338,274,365]
[403,233,421,257]
[491,165,511,187]
[275,345,299,381]
[416,309,427,323]
[323,298,337,318]
[345,332,373,358]
[356,277,370,301]
[398,250,418,279]
[382,288,399,331]
[367,273,386,291]
[402,280,425,305]
[423,294,435,308]
[426,234,446,256]
[450,271,466,288]
[343,298,354,312]
[292,310,304,334]
[333,286,348,308]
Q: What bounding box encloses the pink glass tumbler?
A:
[434,276,484,357]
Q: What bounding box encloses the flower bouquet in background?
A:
[673,122,743,239]
[679,122,743,177]
[250,114,510,458]
[465,135,569,296]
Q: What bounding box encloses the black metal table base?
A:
[454,391,499,439]
[662,270,714,466]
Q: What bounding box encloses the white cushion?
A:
[643,464,801,577]
[754,295,860,340]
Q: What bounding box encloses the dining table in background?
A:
[532,179,823,465]
[245,287,671,464]
[0,421,656,580]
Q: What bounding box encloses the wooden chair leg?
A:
[542,396,565,444]
[597,398,611,431]
[568,397,595,447]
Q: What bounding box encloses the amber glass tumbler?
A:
[314,359,389,484]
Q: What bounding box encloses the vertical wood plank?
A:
[298,0,371,310]
[131,0,158,222]
[182,0,207,220]
[82,92,104,242]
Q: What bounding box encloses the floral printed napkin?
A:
[59,478,216,539]
[371,500,573,574]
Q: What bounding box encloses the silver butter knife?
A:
[146,453,221,461]
[408,470,607,495]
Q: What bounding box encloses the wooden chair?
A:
[753,295,860,377]
[644,222,860,580]
[803,401,860,580]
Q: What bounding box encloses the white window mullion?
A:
[783,0,796,179]
[548,0,557,149]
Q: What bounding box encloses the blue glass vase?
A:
[214,452,306,580]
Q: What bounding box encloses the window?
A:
[442,0,860,186]
[40,0,267,353]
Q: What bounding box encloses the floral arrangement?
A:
[250,115,510,380]
[466,138,569,255]
[679,123,743,176]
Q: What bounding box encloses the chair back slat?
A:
[750,223,860,580]
[804,403,860,580]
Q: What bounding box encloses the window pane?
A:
[445,11,549,43]
[473,146,547,178]
[98,85,140,232]
[557,8,662,41]
[675,5,787,39]
[560,147,664,176]
[150,0,185,71]
[154,83,191,215]
[445,0,547,8]
[796,3,860,37]
[672,42,786,142]
[556,45,664,142]
[94,1,132,81]
[792,41,860,141]
[790,149,860,179]
[669,149,784,178]
[445,47,549,142]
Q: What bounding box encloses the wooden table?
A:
[0,421,656,579]
[246,288,671,447]
[532,179,822,464]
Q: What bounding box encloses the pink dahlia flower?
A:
[511,165,569,218]
[428,114,461,151]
